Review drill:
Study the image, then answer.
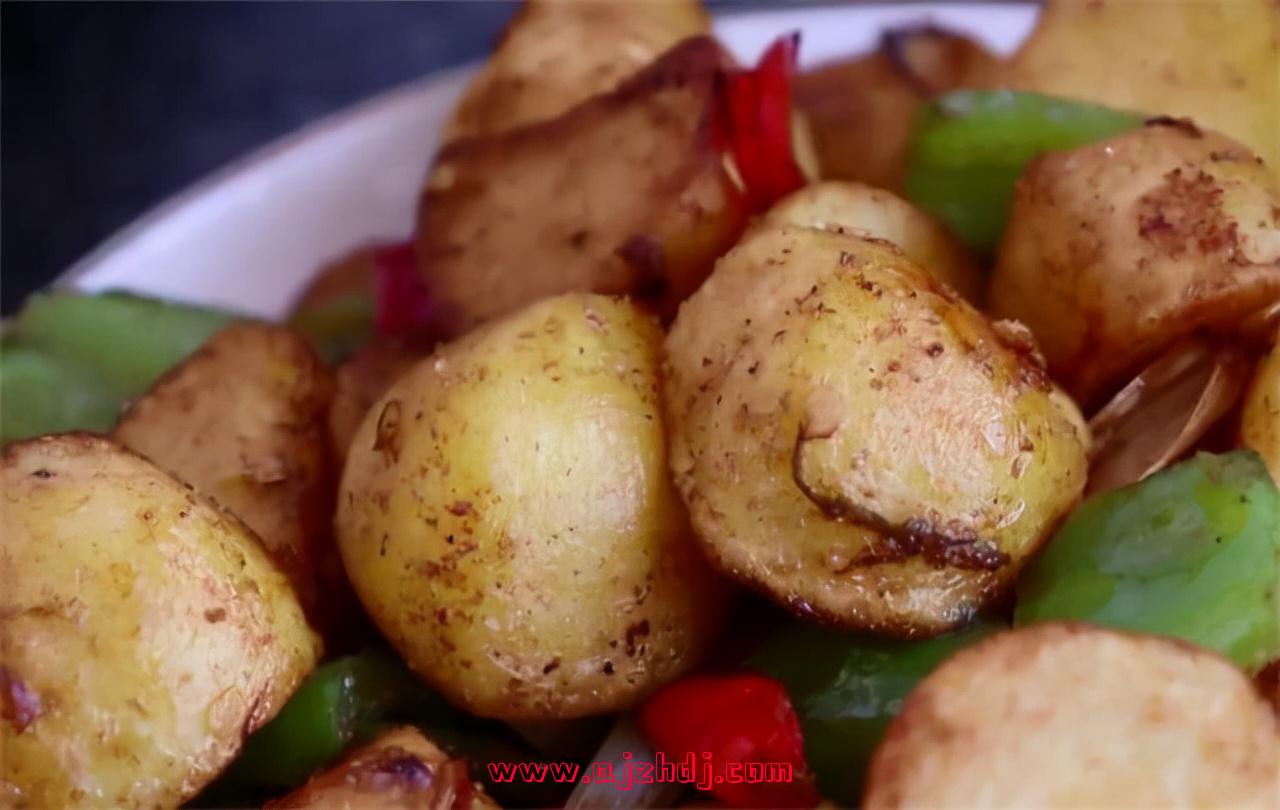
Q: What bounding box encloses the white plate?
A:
[63,3,1035,320]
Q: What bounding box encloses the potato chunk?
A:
[268,727,496,809]
[1243,326,1280,485]
[665,226,1088,637]
[989,121,1280,406]
[336,294,728,719]
[863,623,1280,808]
[114,323,335,617]
[762,181,981,302]
[446,0,709,141]
[1,434,319,808]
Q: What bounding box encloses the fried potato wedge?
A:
[990,0,1280,168]
[418,36,748,337]
[864,623,1280,808]
[268,727,496,809]
[446,0,709,141]
[989,120,1280,407]
[1243,325,1280,485]
[762,181,981,302]
[329,341,422,468]
[666,226,1088,637]
[794,26,997,191]
[114,324,335,617]
[1,434,319,808]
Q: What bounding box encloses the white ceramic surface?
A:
[64,3,1036,319]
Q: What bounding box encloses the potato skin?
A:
[114,324,335,619]
[1242,326,1280,485]
[762,181,982,302]
[665,226,1088,637]
[336,294,727,719]
[419,36,748,337]
[445,0,709,141]
[268,727,496,810]
[863,623,1280,808]
[989,121,1280,407]
[1,434,319,809]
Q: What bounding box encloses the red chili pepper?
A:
[637,672,820,808]
[715,33,807,213]
[372,241,433,337]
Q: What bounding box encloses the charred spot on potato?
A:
[0,666,42,733]
[374,399,404,462]
[30,468,53,479]
[1144,115,1203,137]
[203,607,227,624]
[624,619,651,657]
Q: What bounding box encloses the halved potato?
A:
[989,121,1280,407]
[268,726,496,809]
[665,226,1088,637]
[1,434,319,808]
[863,623,1280,808]
[445,0,709,141]
[794,26,997,191]
[337,294,728,719]
[418,36,748,337]
[989,0,1280,168]
[114,323,335,617]
[1242,325,1280,484]
[761,181,981,302]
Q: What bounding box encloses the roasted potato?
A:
[329,341,422,468]
[794,26,997,191]
[1242,325,1280,484]
[761,181,982,302]
[446,0,709,141]
[268,726,496,809]
[418,36,748,337]
[1,434,319,808]
[665,226,1089,637]
[989,0,1280,168]
[863,623,1280,808]
[336,294,728,719]
[989,120,1280,407]
[114,324,335,619]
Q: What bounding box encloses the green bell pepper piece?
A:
[751,618,1002,806]
[904,90,1145,253]
[0,345,120,442]
[1015,451,1280,672]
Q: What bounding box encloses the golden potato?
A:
[446,0,709,141]
[1242,325,1280,485]
[114,324,335,619]
[989,120,1280,407]
[418,36,748,337]
[268,726,496,809]
[665,226,1088,637]
[762,181,982,302]
[329,341,422,468]
[863,623,1280,808]
[990,0,1280,168]
[794,26,996,191]
[1,434,319,808]
[336,294,728,719]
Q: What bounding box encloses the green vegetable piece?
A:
[10,290,236,395]
[1015,451,1280,672]
[288,290,374,365]
[0,345,120,442]
[904,90,1144,253]
[751,618,1002,805]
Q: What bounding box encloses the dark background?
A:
[1,1,809,314]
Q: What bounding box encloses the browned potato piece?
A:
[1242,325,1280,484]
[864,623,1280,808]
[761,181,982,302]
[268,727,496,809]
[446,0,709,141]
[666,226,1088,637]
[329,341,423,468]
[989,120,1280,407]
[794,26,997,191]
[418,36,749,338]
[337,294,728,719]
[990,0,1280,168]
[114,323,334,616]
[1,434,319,808]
